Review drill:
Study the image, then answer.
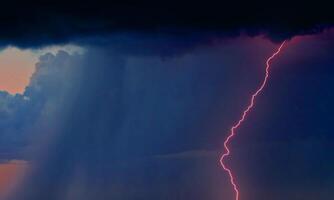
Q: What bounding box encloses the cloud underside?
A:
[0,1,333,47]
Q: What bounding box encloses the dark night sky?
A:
[0,2,333,200]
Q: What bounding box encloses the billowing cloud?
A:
[0,50,83,159]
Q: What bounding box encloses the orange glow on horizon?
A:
[0,161,28,198]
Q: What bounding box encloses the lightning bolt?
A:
[219,40,287,200]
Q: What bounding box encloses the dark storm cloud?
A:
[0,1,333,47]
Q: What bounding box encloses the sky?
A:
[0,32,332,200]
[0,2,333,200]
[0,45,83,94]
[0,48,36,94]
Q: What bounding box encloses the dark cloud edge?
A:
[2,25,333,49]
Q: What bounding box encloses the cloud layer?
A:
[0,1,333,47]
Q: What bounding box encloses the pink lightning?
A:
[219,40,287,200]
